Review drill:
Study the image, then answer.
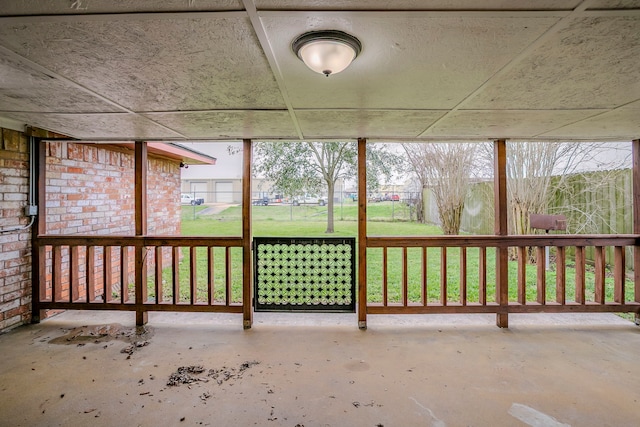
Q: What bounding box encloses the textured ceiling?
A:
[0,0,638,142]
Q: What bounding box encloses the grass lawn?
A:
[152,205,635,315]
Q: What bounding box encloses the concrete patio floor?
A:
[0,311,639,427]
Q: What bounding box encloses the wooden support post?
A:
[31,138,46,322]
[134,141,148,325]
[242,139,253,329]
[494,139,509,328]
[357,138,367,329]
[633,139,640,305]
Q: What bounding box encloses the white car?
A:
[181,193,203,205]
[292,194,326,206]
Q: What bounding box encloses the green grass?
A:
[153,205,635,311]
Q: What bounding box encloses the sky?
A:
[179,142,243,180]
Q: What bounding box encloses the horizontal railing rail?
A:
[365,234,640,316]
[34,235,245,316]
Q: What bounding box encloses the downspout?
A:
[0,135,37,233]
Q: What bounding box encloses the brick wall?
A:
[0,128,182,333]
[0,129,31,332]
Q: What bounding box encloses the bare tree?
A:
[496,141,630,261]
[505,141,628,235]
[403,143,477,234]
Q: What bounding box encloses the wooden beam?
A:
[357,137,367,329]
[134,141,148,325]
[494,139,509,328]
[31,138,47,322]
[633,139,640,304]
[242,139,253,329]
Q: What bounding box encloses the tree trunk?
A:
[326,181,335,233]
[415,191,424,223]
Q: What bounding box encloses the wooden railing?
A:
[33,235,246,317]
[365,235,640,317]
[33,233,640,327]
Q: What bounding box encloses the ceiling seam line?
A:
[241,0,304,140]
[417,0,597,138]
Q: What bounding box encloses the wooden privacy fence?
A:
[33,235,246,321]
[365,234,640,318]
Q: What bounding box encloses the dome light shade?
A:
[292,30,362,77]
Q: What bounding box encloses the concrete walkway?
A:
[0,311,638,426]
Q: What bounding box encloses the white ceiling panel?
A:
[586,0,640,9]
[0,1,638,141]
[296,110,446,139]
[0,13,285,112]
[540,105,640,140]
[466,15,640,110]
[0,50,124,113]
[422,109,609,139]
[143,111,298,139]
[0,112,182,139]
[262,12,563,110]
[0,0,244,15]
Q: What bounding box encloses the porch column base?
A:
[496,313,508,328]
[635,310,640,326]
[358,320,367,330]
[31,309,45,324]
[243,320,252,330]
[136,310,148,326]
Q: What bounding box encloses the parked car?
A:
[292,194,326,206]
[252,196,269,206]
[181,193,204,205]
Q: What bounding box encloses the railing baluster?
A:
[104,246,112,303]
[225,247,232,306]
[595,246,605,304]
[402,247,408,307]
[172,247,180,304]
[155,247,163,304]
[517,246,526,304]
[421,247,427,306]
[121,246,129,303]
[440,247,447,306]
[70,246,79,302]
[556,246,566,305]
[382,247,388,306]
[39,246,48,302]
[87,246,95,302]
[479,247,486,305]
[208,247,214,305]
[53,245,62,302]
[614,246,625,304]
[190,247,197,304]
[536,246,546,304]
[420,246,429,306]
[460,247,467,306]
[575,246,586,304]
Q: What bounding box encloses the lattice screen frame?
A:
[253,237,356,312]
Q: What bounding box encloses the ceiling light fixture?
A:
[292,30,362,77]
